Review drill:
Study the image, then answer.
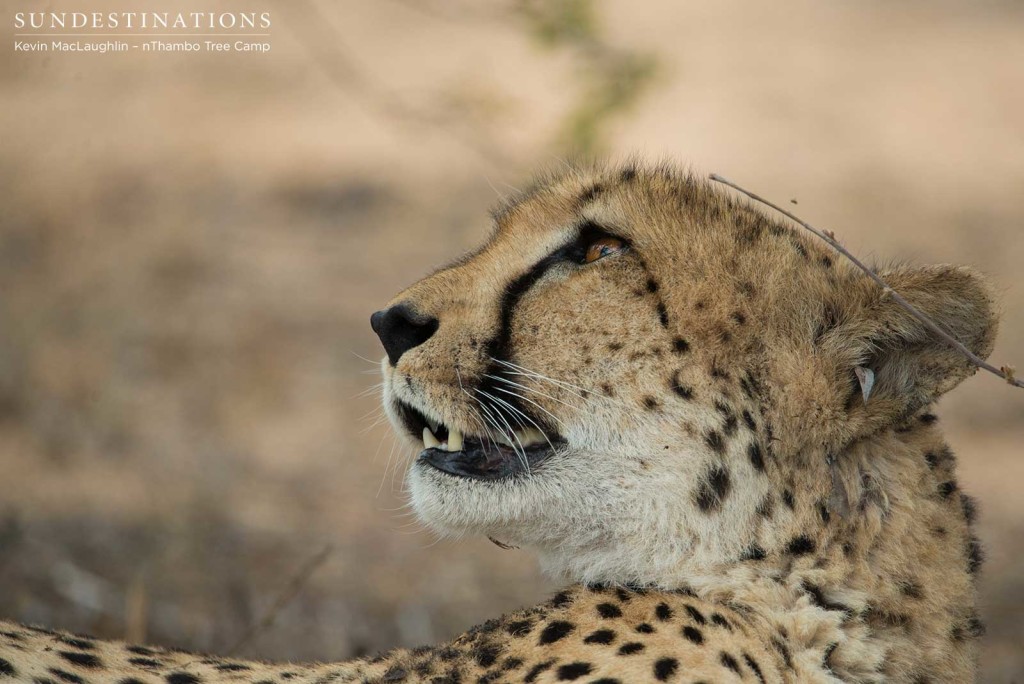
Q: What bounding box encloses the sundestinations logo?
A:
[12,10,273,54]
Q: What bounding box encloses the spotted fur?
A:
[0,162,997,682]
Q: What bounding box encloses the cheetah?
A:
[0,162,996,682]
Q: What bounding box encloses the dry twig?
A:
[225,545,335,655]
[709,173,1023,389]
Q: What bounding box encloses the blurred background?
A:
[2,0,1023,678]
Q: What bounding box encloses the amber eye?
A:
[583,236,626,264]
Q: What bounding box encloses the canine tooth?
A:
[448,427,463,452]
[423,427,440,449]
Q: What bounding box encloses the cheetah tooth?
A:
[423,427,440,449]
[516,428,546,447]
[447,427,464,452]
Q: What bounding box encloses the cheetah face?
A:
[372,198,708,567]
[371,165,996,583]
[377,222,644,483]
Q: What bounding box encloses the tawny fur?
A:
[0,162,996,683]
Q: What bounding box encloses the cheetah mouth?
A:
[395,400,562,481]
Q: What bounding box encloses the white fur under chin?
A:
[406,450,754,589]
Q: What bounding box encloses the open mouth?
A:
[395,400,561,481]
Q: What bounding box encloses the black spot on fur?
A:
[58,652,101,669]
[655,603,673,621]
[685,605,707,625]
[740,544,766,561]
[48,671,84,684]
[938,481,958,499]
[967,537,985,574]
[756,495,775,519]
[951,614,986,641]
[920,413,938,425]
[506,619,534,637]
[653,658,679,681]
[787,536,816,556]
[730,311,746,325]
[608,341,623,351]
[711,614,733,630]
[597,603,623,619]
[524,660,555,682]
[58,638,95,651]
[656,303,670,327]
[620,166,637,182]
[704,430,725,454]
[720,652,742,673]
[0,659,15,677]
[782,490,795,509]
[643,396,660,410]
[600,382,615,397]
[900,581,924,600]
[502,657,524,671]
[742,410,756,430]
[214,664,250,672]
[382,666,407,681]
[635,623,655,634]
[771,637,794,669]
[618,642,645,655]
[646,278,659,293]
[790,239,809,260]
[127,646,158,656]
[474,643,503,668]
[961,495,978,524]
[672,337,690,353]
[128,658,162,668]
[803,582,852,617]
[743,653,767,683]
[670,373,694,399]
[551,591,573,608]
[819,502,831,524]
[681,626,703,644]
[557,662,592,680]
[538,621,574,644]
[748,443,765,472]
[166,675,201,684]
[710,364,729,381]
[584,629,616,645]
[694,465,731,512]
[577,183,606,208]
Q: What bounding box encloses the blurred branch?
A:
[286,0,657,164]
[710,173,1023,389]
[225,544,335,656]
[518,0,658,155]
[281,1,512,169]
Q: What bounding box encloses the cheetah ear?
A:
[837,264,998,431]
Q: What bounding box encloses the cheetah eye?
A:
[582,236,626,264]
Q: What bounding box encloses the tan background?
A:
[1,0,1023,679]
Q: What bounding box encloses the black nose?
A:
[370,304,439,366]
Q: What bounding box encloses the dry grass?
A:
[1,0,1022,679]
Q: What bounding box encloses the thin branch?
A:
[225,544,335,655]
[279,1,511,170]
[709,173,1022,389]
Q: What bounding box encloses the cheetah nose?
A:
[370,303,439,366]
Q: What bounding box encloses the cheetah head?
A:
[372,163,996,586]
